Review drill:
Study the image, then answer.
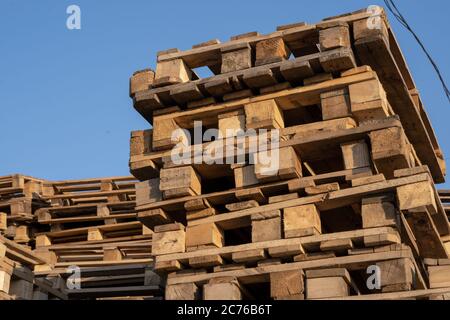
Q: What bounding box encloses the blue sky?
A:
[0,0,449,186]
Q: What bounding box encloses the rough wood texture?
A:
[255,147,302,182]
[244,99,284,130]
[203,277,242,300]
[160,167,202,199]
[165,283,199,300]
[283,204,321,238]
[361,195,398,228]
[255,37,290,66]
[270,270,304,299]
[154,59,191,87]
[376,258,414,293]
[320,88,351,121]
[251,210,282,242]
[341,140,371,170]
[319,23,351,51]
[221,43,252,73]
[186,223,224,250]
[370,127,412,179]
[349,79,390,122]
[130,69,155,97]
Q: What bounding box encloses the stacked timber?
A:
[128,6,450,300]
[33,176,163,300]
[0,235,66,300]
[0,174,47,245]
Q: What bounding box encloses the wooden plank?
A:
[167,249,413,285]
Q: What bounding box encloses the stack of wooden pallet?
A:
[32,176,163,300]
[0,234,66,300]
[128,6,450,300]
[0,174,48,245]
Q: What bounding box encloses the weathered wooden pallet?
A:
[155,226,402,271]
[130,6,445,184]
[35,200,138,229]
[164,245,425,300]
[0,235,67,300]
[42,176,137,205]
[149,169,449,276]
[35,263,162,300]
[132,47,356,116]
[35,221,151,247]
[0,197,47,222]
[145,69,395,152]
[129,70,440,185]
[0,174,46,200]
[48,240,152,265]
[132,118,419,188]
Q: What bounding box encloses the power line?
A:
[383,0,450,103]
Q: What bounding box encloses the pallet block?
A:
[135,179,162,207]
[160,166,201,199]
[376,258,414,293]
[306,268,351,299]
[165,283,199,300]
[283,204,321,238]
[203,277,242,300]
[320,88,351,121]
[0,270,11,294]
[186,223,224,250]
[154,58,192,87]
[152,117,189,151]
[361,195,398,229]
[341,140,371,170]
[221,43,252,73]
[234,165,259,188]
[270,270,304,299]
[397,181,437,216]
[218,110,246,138]
[14,225,30,243]
[255,37,290,66]
[0,213,6,231]
[152,224,186,255]
[129,69,155,97]
[353,16,389,45]
[370,127,412,179]
[244,99,284,130]
[130,129,152,157]
[349,79,389,122]
[251,210,282,242]
[428,265,450,289]
[318,21,351,51]
[254,147,302,182]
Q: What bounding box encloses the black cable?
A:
[383,0,450,103]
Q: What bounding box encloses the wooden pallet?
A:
[35,221,151,247]
[35,263,162,300]
[42,176,137,205]
[164,244,426,300]
[47,240,152,265]
[0,235,67,300]
[35,200,137,229]
[130,78,425,190]
[149,168,449,276]
[0,174,46,200]
[130,6,444,184]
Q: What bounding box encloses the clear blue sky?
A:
[1,1,449,186]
